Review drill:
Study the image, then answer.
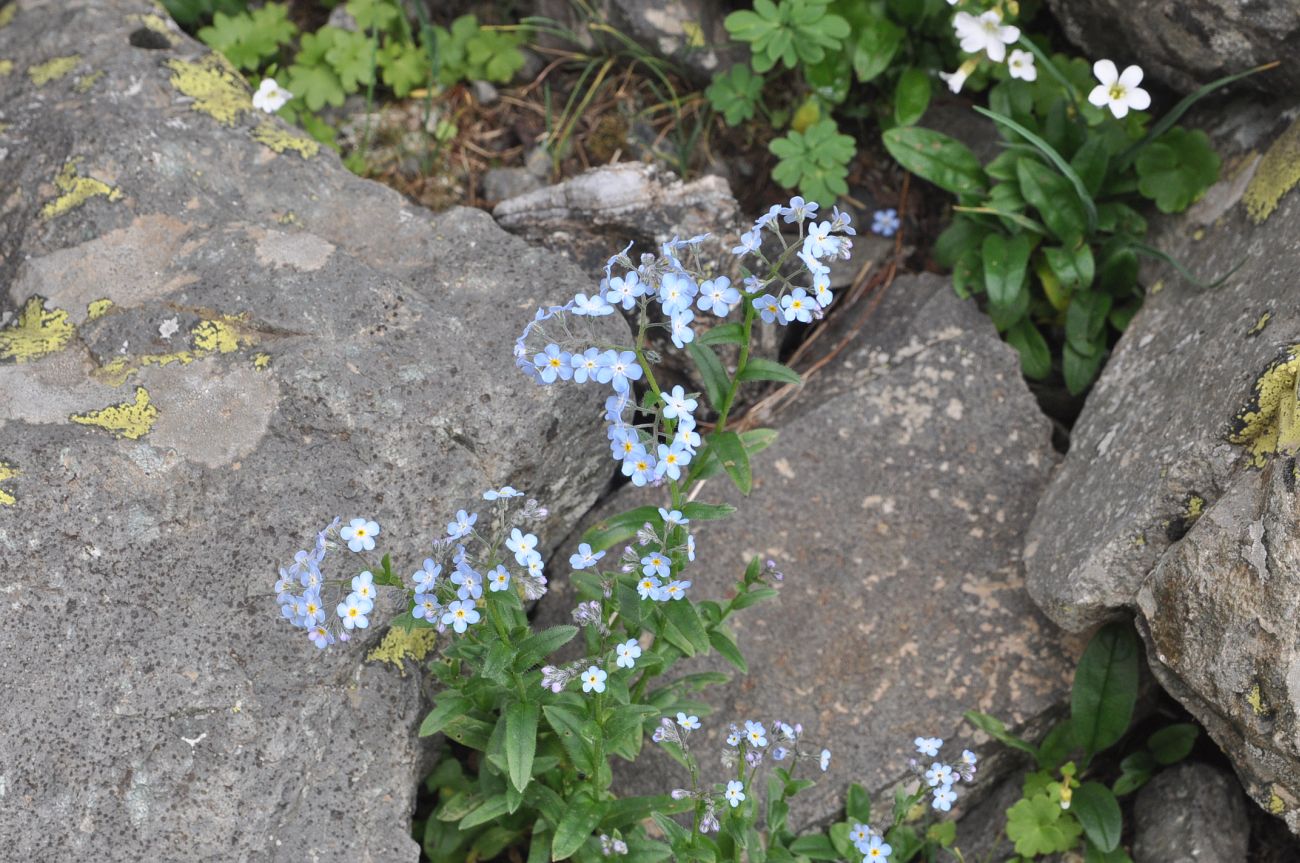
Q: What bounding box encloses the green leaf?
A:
[1006,318,1052,380]
[708,627,748,673]
[420,694,472,737]
[738,357,802,386]
[699,322,746,346]
[846,782,872,824]
[543,705,598,776]
[505,701,539,793]
[893,68,931,126]
[1064,342,1106,395]
[582,505,663,553]
[1044,244,1096,292]
[661,599,710,656]
[1147,723,1198,765]
[1036,718,1075,771]
[882,127,987,197]
[1072,782,1122,852]
[963,710,1038,757]
[1071,622,1140,759]
[1070,135,1110,197]
[706,64,765,126]
[514,625,579,670]
[787,834,838,861]
[1112,750,1155,796]
[1065,292,1112,356]
[459,794,510,829]
[709,431,753,495]
[323,27,376,92]
[982,233,1031,307]
[1016,158,1087,243]
[1006,794,1083,856]
[552,796,605,860]
[850,15,903,82]
[688,341,730,413]
[1135,128,1220,213]
[769,119,855,205]
[442,714,494,750]
[681,501,736,521]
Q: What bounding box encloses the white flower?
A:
[581,665,608,694]
[615,638,641,669]
[676,712,700,731]
[1007,48,1037,82]
[940,68,969,94]
[724,780,746,808]
[819,748,831,772]
[953,11,1020,63]
[1087,60,1151,119]
[252,78,293,113]
[914,736,943,757]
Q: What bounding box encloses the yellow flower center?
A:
[1109,84,1126,100]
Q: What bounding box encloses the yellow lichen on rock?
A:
[0,461,18,506]
[40,160,122,220]
[133,13,177,41]
[74,70,105,94]
[94,351,197,387]
[0,3,15,28]
[252,352,271,370]
[0,295,75,362]
[165,54,250,127]
[252,119,319,159]
[1229,346,1300,466]
[1244,119,1300,224]
[0,60,13,77]
[192,318,243,353]
[366,626,438,673]
[28,54,79,86]
[71,386,159,440]
[86,298,114,320]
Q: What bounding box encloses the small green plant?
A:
[705,64,766,126]
[769,119,857,205]
[968,621,1199,862]
[723,0,851,73]
[196,4,296,72]
[885,39,1263,392]
[161,0,247,29]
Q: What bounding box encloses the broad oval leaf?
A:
[1071,621,1139,759]
[1071,781,1122,852]
[882,127,987,197]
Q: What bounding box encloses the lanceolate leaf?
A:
[1071,622,1139,759]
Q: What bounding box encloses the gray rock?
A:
[470,79,499,105]
[541,274,1074,825]
[1133,763,1250,862]
[482,166,543,203]
[1022,105,1300,826]
[493,162,738,278]
[0,1,623,859]
[1045,0,1300,96]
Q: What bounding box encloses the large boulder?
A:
[1044,0,1300,96]
[0,1,622,859]
[1132,762,1251,862]
[542,274,1075,824]
[1023,104,1300,825]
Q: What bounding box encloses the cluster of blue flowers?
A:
[274,488,550,649]
[275,517,381,649]
[514,196,856,490]
[911,735,977,813]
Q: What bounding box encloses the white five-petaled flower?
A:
[953,11,1020,63]
[252,78,293,113]
[819,748,831,772]
[1007,48,1037,82]
[914,736,943,757]
[615,638,641,669]
[1088,60,1151,119]
[724,780,746,808]
[581,665,608,693]
[676,712,700,731]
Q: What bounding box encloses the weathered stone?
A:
[1132,762,1251,862]
[1022,104,1300,826]
[543,274,1074,825]
[482,166,543,203]
[493,162,738,278]
[1045,0,1300,96]
[0,1,622,859]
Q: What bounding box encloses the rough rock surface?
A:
[493,162,738,278]
[0,1,621,859]
[1045,0,1300,96]
[542,274,1075,824]
[1132,762,1251,862]
[1022,103,1300,826]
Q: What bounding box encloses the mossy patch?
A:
[74,70,105,94]
[0,295,75,362]
[252,119,319,159]
[165,54,250,127]
[1229,345,1300,467]
[40,160,122,220]
[0,461,18,507]
[86,298,114,320]
[28,54,79,87]
[367,626,438,673]
[1244,119,1300,224]
[70,386,158,440]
